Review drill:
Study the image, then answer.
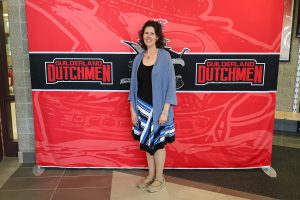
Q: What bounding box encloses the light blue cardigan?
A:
[128,48,177,130]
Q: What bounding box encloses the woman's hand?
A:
[131,110,138,126]
[159,112,168,125]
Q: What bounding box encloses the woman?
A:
[128,20,177,193]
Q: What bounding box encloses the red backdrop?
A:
[26,0,284,168]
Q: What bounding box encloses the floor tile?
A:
[219,187,276,200]
[111,171,259,200]
[165,175,219,193]
[0,157,20,188]
[0,177,60,190]
[165,175,274,199]
[58,175,112,189]
[52,188,111,200]
[0,189,53,200]
[0,157,20,168]
[64,168,112,176]
[167,181,247,200]
[111,171,169,200]
[11,167,64,178]
[115,169,148,177]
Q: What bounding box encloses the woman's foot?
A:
[146,177,165,193]
[136,176,154,189]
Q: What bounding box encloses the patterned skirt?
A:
[132,97,175,155]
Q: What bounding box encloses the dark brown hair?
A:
[138,20,166,50]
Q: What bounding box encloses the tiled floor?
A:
[0,163,272,200]
[0,157,20,188]
[0,132,299,200]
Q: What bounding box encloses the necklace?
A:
[145,52,151,59]
[145,50,157,59]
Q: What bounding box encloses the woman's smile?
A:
[143,27,158,48]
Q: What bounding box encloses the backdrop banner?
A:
[26,0,284,168]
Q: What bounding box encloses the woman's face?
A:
[143,26,159,49]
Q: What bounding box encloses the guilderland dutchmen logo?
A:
[196,59,265,86]
[45,58,113,84]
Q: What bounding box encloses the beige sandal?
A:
[146,178,166,193]
[136,177,154,189]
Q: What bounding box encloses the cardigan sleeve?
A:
[165,57,177,106]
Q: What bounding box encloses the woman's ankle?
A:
[155,175,164,181]
[145,175,155,181]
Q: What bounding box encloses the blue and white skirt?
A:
[132,97,175,155]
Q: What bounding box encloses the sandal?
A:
[146,178,165,193]
[136,176,154,189]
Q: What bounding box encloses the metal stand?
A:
[262,166,277,178]
[32,165,45,176]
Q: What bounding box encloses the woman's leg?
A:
[146,152,155,179]
[153,148,166,180]
[146,148,166,192]
[136,152,155,188]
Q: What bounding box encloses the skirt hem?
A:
[132,132,175,155]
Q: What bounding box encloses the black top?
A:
[137,62,153,105]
